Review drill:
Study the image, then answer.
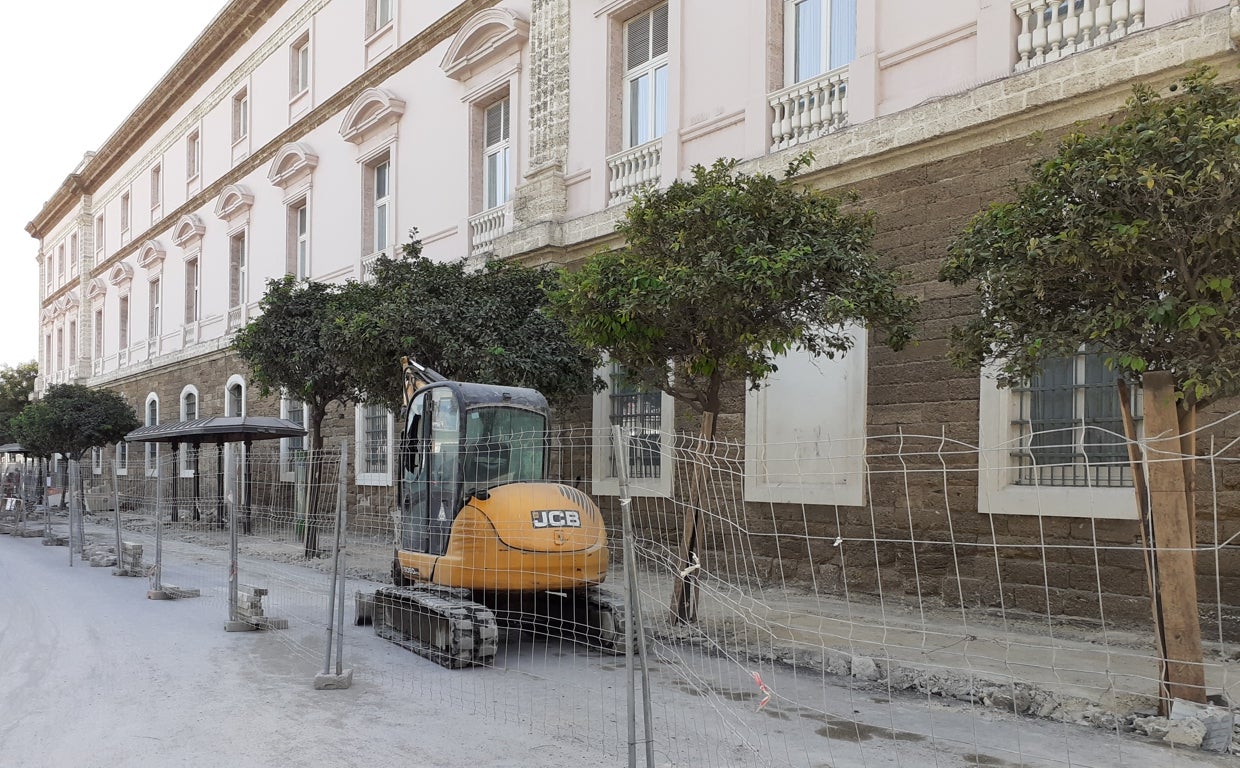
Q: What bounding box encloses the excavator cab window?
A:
[462,406,546,493]
[399,387,461,556]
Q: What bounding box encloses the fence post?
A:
[315,440,352,689]
[614,426,654,768]
[154,455,164,593]
[67,459,76,567]
[113,451,122,568]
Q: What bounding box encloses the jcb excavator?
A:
[368,357,625,668]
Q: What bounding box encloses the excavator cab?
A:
[372,356,624,668]
[399,381,551,557]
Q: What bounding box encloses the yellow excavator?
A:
[368,357,624,668]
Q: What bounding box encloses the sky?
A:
[0,1,229,371]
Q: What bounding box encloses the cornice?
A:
[77,0,495,287]
[27,0,287,239]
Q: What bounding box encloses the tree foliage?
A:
[233,277,364,450]
[330,234,598,413]
[10,384,139,461]
[548,155,918,420]
[0,361,38,444]
[940,66,1240,403]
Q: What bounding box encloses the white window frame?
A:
[367,0,394,36]
[289,199,310,279]
[622,4,670,149]
[590,360,675,497]
[355,402,393,486]
[144,393,159,477]
[280,396,308,482]
[186,130,201,180]
[370,157,392,256]
[92,447,103,476]
[150,164,162,211]
[180,385,200,477]
[225,375,247,418]
[68,233,79,278]
[977,361,1139,520]
[184,254,201,324]
[148,278,162,342]
[228,229,248,312]
[56,243,65,283]
[120,192,131,237]
[784,0,857,86]
[232,87,250,144]
[115,440,129,476]
[291,32,311,97]
[118,294,130,353]
[94,214,106,261]
[482,97,511,211]
[92,307,104,361]
[67,320,76,370]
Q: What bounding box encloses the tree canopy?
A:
[233,276,362,450]
[330,234,598,413]
[548,155,918,423]
[10,384,139,461]
[0,361,38,445]
[939,66,1240,403]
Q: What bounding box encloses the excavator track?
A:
[499,587,628,655]
[585,587,627,655]
[373,586,499,669]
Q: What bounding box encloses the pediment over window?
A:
[440,8,528,82]
[214,184,255,222]
[171,214,206,248]
[136,240,166,271]
[339,88,406,144]
[268,142,319,188]
[41,307,55,323]
[87,277,107,301]
[107,262,134,288]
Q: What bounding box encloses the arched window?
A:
[144,393,159,476]
[180,385,200,476]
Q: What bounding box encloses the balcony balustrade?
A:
[1013,0,1145,72]
[468,201,513,259]
[606,139,662,206]
[768,67,848,153]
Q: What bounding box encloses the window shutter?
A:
[652,4,669,58]
[485,100,509,148]
[626,12,650,70]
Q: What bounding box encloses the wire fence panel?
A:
[9,413,1238,767]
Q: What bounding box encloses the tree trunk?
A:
[670,410,715,624]
[1140,371,1206,705]
[303,410,325,559]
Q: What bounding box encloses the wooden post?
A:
[1141,371,1206,704]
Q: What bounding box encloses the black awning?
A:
[125,416,306,445]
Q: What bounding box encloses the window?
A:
[67,320,76,368]
[229,231,247,309]
[118,295,130,351]
[148,278,162,340]
[357,402,392,484]
[92,447,103,476]
[69,234,79,278]
[591,360,675,496]
[368,0,393,35]
[483,98,511,210]
[181,388,198,476]
[116,440,129,475]
[150,165,162,209]
[93,309,103,360]
[1012,352,1138,488]
[227,380,245,418]
[281,396,306,479]
[289,201,309,278]
[57,244,65,282]
[232,88,249,143]
[291,33,311,96]
[120,192,131,234]
[44,334,52,371]
[94,214,105,260]
[145,395,159,475]
[977,351,1142,519]
[187,130,201,179]
[623,4,669,148]
[55,326,63,372]
[365,157,392,256]
[184,256,200,324]
[786,0,856,84]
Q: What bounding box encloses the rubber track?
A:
[373,586,499,669]
[586,587,628,655]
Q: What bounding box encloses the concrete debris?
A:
[112,542,145,577]
[1162,717,1207,748]
[1169,699,1235,753]
[850,655,879,681]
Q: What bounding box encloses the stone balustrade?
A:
[768,67,849,153]
[1013,0,1145,72]
[226,305,245,331]
[606,139,662,206]
[468,201,513,258]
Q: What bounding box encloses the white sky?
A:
[0,1,229,370]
